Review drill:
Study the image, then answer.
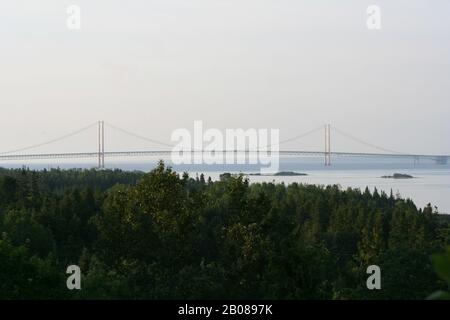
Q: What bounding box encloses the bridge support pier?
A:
[324,124,331,166]
[98,121,105,169]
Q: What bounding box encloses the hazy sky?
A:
[1,0,449,155]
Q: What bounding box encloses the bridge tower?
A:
[324,124,331,166]
[98,121,105,169]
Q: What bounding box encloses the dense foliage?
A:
[0,162,449,299]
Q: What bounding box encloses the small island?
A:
[381,173,414,179]
[248,171,308,177]
[274,171,308,176]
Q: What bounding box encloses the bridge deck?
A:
[0,150,448,162]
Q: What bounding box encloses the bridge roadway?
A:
[0,150,448,164]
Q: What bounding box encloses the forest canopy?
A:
[0,162,449,299]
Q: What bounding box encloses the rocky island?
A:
[381,173,414,179]
[248,171,308,176]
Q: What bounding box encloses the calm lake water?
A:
[2,157,450,213]
[201,169,450,214]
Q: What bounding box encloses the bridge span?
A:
[0,121,448,168]
[0,150,448,165]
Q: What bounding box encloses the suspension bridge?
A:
[0,121,448,168]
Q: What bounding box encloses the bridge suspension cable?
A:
[0,122,98,155]
[104,122,174,148]
[261,125,324,149]
[331,126,410,155]
[0,121,430,161]
[277,125,325,146]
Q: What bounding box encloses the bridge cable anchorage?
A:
[331,126,412,156]
[104,122,174,148]
[0,122,98,155]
